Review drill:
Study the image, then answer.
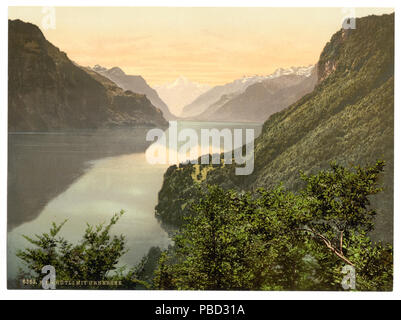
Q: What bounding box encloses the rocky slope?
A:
[8,19,168,132]
[92,65,175,120]
[155,14,394,242]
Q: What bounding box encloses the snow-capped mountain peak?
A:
[168,76,191,88]
[155,77,211,116]
[181,65,316,118]
[270,65,314,78]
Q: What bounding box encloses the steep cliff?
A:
[8,19,168,132]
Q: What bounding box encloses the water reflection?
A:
[7,122,262,281]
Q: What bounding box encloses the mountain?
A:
[196,68,317,122]
[155,13,394,242]
[8,19,168,132]
[181,66,314,119]
[154,76,211,116]
[92,65,175,120]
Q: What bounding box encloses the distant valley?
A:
[155,76,211,117]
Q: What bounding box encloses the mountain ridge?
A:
[196,68,317,122]
[8,19,168,131]
[92,65,175,120]
[155,13,394,243]
[181,65,315,119]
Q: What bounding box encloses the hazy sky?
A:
[8,7,394,86]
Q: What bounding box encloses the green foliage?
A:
[154,162,393,291]
[155,163,200,228]
[17,162,393,291]
[299,161,385,246]
[17,210,143,289]
[155,161,218,228]
[338,231,393,291]
[132,247,163,288]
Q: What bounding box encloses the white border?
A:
[0,0,399,300]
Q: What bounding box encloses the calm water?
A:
[7,121,262,280]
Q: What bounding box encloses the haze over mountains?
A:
[154,76,211,117]
[197,67,317,122]
[92,65,175,120]
[8,19,168,131]
[181,66,315,121]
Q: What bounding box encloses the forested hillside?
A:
[156,14,394,243]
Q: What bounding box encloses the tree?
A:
[17,211,135,289]
[154,161,393,291]
[298,161,386,264]
[155,186,263,290]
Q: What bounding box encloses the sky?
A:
[8,7,394,86]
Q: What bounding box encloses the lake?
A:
[7,121,262,281]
